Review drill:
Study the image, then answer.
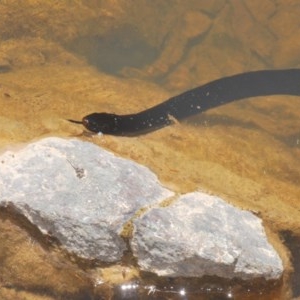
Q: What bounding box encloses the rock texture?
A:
[0,138,283,280]
[131,192,283,280]
[0,137,173,261]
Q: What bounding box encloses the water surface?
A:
[0,1,299,299]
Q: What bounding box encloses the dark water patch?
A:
[0,65,11,73]
[0,285,94,300]
[280,230,300,298]
[276,132,300,148]
[66,24,158,75]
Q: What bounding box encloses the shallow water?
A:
[0,1,300,299]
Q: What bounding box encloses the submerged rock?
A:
[131,192,283,280]
[0,137,283,280]
[0,137,173,261]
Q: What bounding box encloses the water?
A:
[0,1,299,299]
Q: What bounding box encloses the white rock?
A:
[131,192,283,280]
[0,137,173,261]
[0,137,283,280]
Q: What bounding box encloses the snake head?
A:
[82,113,120,134]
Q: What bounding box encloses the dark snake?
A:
[68,69,300,136]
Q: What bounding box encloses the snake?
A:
[68,69,300,136]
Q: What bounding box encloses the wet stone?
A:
[131,192,283,280]
[0,137,173,262]
[0,138,283,281]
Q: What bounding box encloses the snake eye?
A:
[82,118,89,127]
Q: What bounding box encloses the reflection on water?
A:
[0,0,300,299]
[114,281,229,299]
[115,283,238,300]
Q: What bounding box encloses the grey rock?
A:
[0,137,173,261]
[131,192,283,280]
[0,137,283,281]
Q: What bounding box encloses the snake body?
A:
[69,69,300,136]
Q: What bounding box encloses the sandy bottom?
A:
[0,61,299,299]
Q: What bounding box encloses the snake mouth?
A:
[68,117,94,132]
